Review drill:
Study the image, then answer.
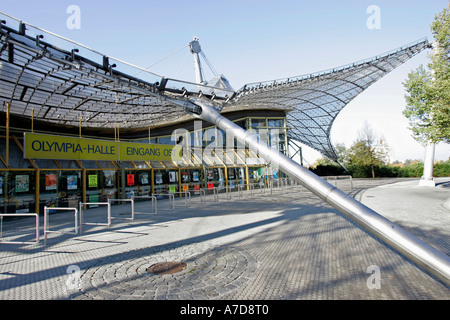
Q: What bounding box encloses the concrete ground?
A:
[0,177,448,302]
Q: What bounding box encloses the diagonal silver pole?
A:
[186,100,450,286]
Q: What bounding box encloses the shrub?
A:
[308,160,449,178]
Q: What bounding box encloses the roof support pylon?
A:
[189,38,205,84]
[419,143,436,187]
[192,100,450,286]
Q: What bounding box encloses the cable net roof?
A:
[228,39,429,159]
[0,16,429,160]
[0,26,191,129]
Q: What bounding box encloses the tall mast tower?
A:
[189,37,205,84]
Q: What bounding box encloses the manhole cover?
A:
[74,245,257,300]
[146,262,187,275]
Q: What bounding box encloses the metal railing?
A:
[152,193,175,211]
[0,176,354,246]
[202,186,220,202]
[44,207,78,244]
[132,195,158,215]
[188,188,206,205]
[251,181,266,195]
[108,198,135,221]
[79,202,111,233]
[0,213,40,245]
[225,184,239,200]
[237,183,256,198]
[321,175,353,190]
[170,191,192,207]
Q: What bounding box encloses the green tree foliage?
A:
[309,123,391,178]
[403,3,450,144]
[309,157,449,179]
[347,122,390,178]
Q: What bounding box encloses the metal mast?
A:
[180,100,450,286]
[189,37,205,84]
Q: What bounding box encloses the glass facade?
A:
[247,118,287,155]
[1,170,36,214]
[152,117,288,156]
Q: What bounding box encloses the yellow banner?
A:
[24,133,181,161]
[119,141,182,161]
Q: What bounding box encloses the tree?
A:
[347,122,390,178]
[334,142,350,165]
[403,3,450,144]
[310,142,349,168]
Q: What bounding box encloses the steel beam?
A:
[191,100,450,286]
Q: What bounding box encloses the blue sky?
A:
[1,1,449,164]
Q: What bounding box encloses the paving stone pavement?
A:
[0,178,449,301]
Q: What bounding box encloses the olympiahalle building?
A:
[0,13,429,214]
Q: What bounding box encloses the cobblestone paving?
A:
[0,178,449,300]
[72,244,257,300]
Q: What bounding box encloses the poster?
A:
[169,171,177,183]
[140,172,149,185]
[169,185,176,193]
[104,171,115,187]
[45,173,57,190]
[193,171,199,182]
[182,184,189,192]
[207,182,214,190]
[194,184,200,195]
[207,169,214,181]
[16,175,29,192]
[89,193,99,207]
[218,168,224,187]
[68,195,79,208]
[239,168,245,181]
[127,174,135,186]
[67,175,78,190]
[0,176,3,195]
[182,172,189,183]
[88,174,98,188]
[155,172,163,185]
